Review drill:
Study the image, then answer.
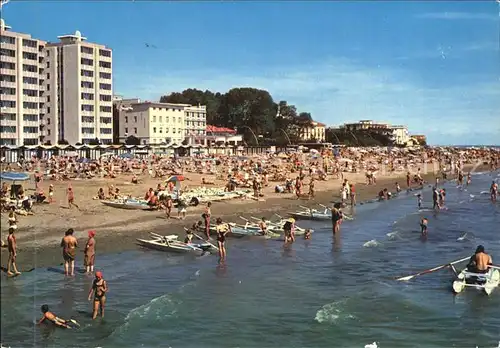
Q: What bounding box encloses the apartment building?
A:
[184,104,207,144]
[0,19,46,145]
[44,30,113,145]
[339,120,410,145]
[117,101,186,145]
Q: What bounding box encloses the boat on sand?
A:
[101,198,155,210]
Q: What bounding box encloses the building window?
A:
[0,126,16,133]
[159,128,163,133]
[100,117,112,124]
[47,118,51,125]
[0,48,15,57]
[23,126,38,133]
[81,104,94,112]
[81,93,94,100]
[81,69,94,77]
[22,39,37,48]
[23,102,38,109]
[0,74,15,83]
[46,61,50,68]
[81,127,95,134]
[134,127,137,134]
[23,89,38,97]
[0,36,16,45]
[99,106,112,113]
[153,127,157,133]
[0,113,16,121]
[0,87,16,95]
[81,58,93,66]
[22,76,37,84]
[153,116,156,122]
[22,64,37,72]
[124,116,128,123]
[81,116,94,123]
[99,49,111,57]
[159,116,162,123]
[81,46,94,54]
[124,127,128,134]
[81,81,94,89]
[133,116,137,123]
[22,52,37,60]
[100,128,112,135]
[23,114,38,122]
[99,94,111,102]
[47,107,51,113]
[99,83,111,90]
[48,129,51,136]
[0,62,15,70]
[99,72,111,79]
[99,61,111,69]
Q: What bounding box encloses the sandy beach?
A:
[1,160,489,271]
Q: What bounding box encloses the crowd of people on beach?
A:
[0,145,499,329]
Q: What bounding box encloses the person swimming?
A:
[304,229,312,240]
[37,305,79,329]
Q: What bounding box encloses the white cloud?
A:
[415,12,498,20]
[117,58,500,145]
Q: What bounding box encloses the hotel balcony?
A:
[0,80,16,88]
[0,119,16,127]
[0,55,16,63]
[0,132,17,139]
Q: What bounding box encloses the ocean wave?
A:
[363,239,381,248]
[314,300,355,324]
[386,231,399,240]
[364,343,378,348]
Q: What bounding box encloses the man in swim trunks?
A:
[467,245,493,274]
[38,304,77,329]
[60,228,78,276]
[88,271,108,319]
[420,218,428,236]
[7,226,21,276]
[432,187,439,210]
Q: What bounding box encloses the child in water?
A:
[420,218,428,236]
[417,194,422,209]
[304,229,312,240]
[38,305,79,329]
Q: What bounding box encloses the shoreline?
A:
[2,167,482,272]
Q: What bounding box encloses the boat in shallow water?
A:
[452,267,500,295]
[136,234,215,255]
[290,209,331,221]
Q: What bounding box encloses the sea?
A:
[1,171,499,348]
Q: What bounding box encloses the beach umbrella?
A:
[166,175,185,183]
[0,172,30,182]
[119,152,133,159]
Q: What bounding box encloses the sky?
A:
[3,1,499,145]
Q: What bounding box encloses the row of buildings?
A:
[1,20,424,148]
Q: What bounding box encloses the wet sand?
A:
[0,165,485,271]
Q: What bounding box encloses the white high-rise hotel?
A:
[0,19,113,145]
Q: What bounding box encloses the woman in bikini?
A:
[215,218,230,261]
[88,271,108,319]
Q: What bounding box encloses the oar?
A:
[193,232,219,251]
[239,216,249,222]
[489,265,500,270]
[396,256,470,281]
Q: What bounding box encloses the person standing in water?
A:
[84,230,96,274]
[202,202,211,240]
[420,218,428,236]
[88,271,108,319]
[490,181,498,202]
[331,203,343,235]
[61,228,78,276]
[417,193,422,210]
[215,218,231,260]
[7,226,21,276]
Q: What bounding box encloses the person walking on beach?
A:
[202,202,211,239]
[7,226,21,276]
[66,185,79,210]
[48,184,54,203]
[88,271,108,319]
[61,228,78,276]
[331,203,343,235]
[84,230,96,274]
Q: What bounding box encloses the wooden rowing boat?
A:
[452,267,500,295]
[101,199,155,211]
[136,233,215,255]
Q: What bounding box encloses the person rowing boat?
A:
[467,245,493,274]
[37,305,80,329]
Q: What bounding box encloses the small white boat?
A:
[136,234,215,255]
[452,267,500,295]
[209,223,280,238]
[101,199,154,211]
[290,208,331,221]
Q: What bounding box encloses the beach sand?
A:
[0,164,483,271]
